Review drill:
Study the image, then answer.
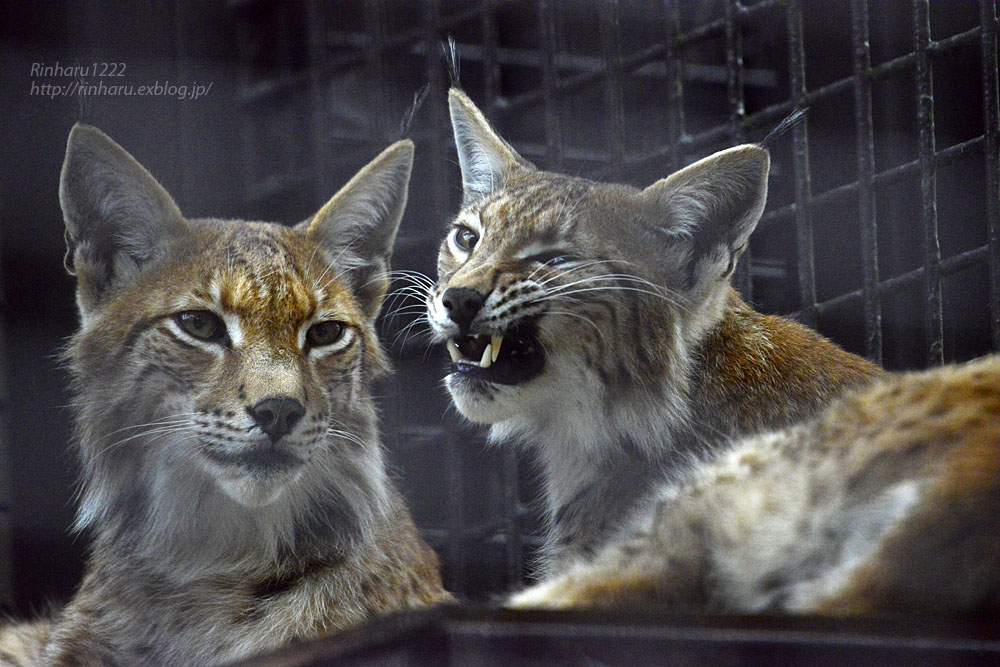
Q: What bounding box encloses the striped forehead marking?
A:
[211,227,317,325]
[481,178,593,232]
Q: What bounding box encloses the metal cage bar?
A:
[0,226,11,611]
[501,0,780,117]
[812,242,990,318]
[444,434,466,597]
[363,0,390,141]
[600,0,626,174]
[913,0,944,366]
[500,447,522,585]
[306,0,332,201]
[586,25,981,187]
[480,0,499,112]
[423,0,448,239]
[851,0,883,364]
[661,0,684,174]
[983,0,1000,350]
[540,0,563,168]
[786,0,817,327]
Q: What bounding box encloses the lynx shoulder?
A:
[0,125,449,666]
[510,355,1000,615]
[426,88,880,573]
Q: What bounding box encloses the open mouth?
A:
[446,321,545,385]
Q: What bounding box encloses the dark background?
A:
[1,0,997,616]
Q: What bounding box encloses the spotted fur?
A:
[0,125,449,666]
[509,356,1000,615]
[427,89,880,575]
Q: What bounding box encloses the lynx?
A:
[509,356,1000,615]
[0,125,449,666]
[426,88,880,575]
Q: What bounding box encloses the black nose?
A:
[247,397,305,442]
[441,287,484,331]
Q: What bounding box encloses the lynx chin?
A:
[426,88,881,577]
[0,125,449,666]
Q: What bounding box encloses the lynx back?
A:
[509,356,1000,616]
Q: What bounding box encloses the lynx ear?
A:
[300,140,412,319]
[642,145,769,287]
[448,87,534,205]
[60,123,187,318]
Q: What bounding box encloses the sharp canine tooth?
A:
[447,339,461,363]
[479,343,492,368]
[491,336,503,362]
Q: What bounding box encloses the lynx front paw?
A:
[506,577,580,610]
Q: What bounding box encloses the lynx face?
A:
[61,124,411,545]
[430,174,685,426]
[76,221,379,508]
[428,89,768,442]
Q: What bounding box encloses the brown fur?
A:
[690,292,880,439]
[510,356,1000,615]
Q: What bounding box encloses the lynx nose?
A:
[247,397,305,442]
[442,287,484,331]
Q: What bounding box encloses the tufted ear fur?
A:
[60,124,188,320]
[448,87,535,205]
[641,145,770,287]
[299,140,413,319]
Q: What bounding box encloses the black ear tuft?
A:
[443,36,461,88]
[399,83,430,139]
[762,107,808,148]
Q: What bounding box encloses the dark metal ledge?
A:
[237,605,1000,667]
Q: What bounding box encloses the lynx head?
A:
[60,124,411,562]
[428,89,769,449]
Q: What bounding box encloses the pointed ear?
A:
[300,140,413,319]
[448,87,534,205]
[642,145,769,287]
[60,123,188,318]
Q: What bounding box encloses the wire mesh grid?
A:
[0,238,11,607]
[231,0,1000,600]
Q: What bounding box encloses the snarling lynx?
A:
[509,356,1000,615]
[0,125,449,666]
[426,89,880,575]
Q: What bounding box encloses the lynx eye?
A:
[452,226,479,253]
[305,320,346,348]
[529,250,578,266]
[174,310,225,342]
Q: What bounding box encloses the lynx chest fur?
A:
[0,126,449,666]
[427,89,880,574]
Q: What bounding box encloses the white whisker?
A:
[537,284,689,312]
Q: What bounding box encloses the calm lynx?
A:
[426,88,881,575]
[510,356,1000,614]
[0,125,449,666]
